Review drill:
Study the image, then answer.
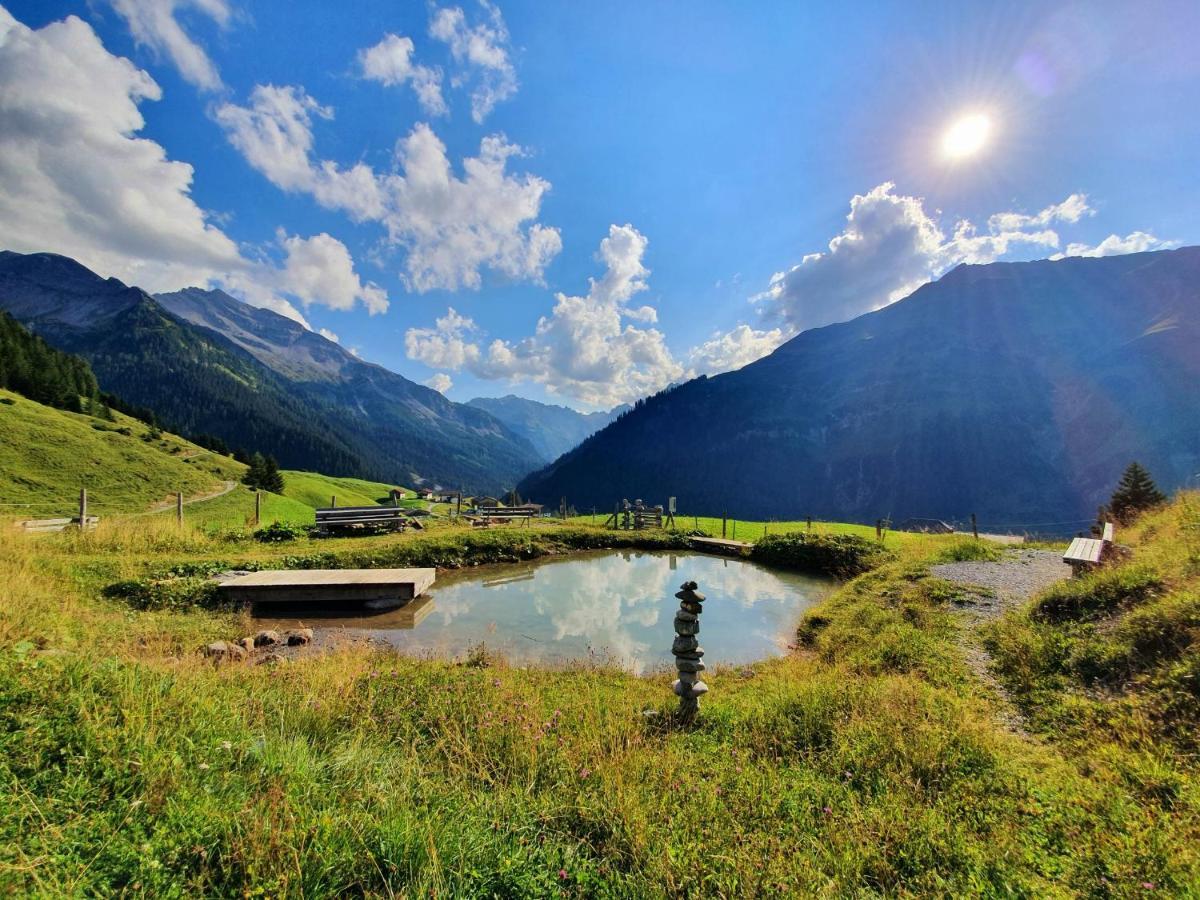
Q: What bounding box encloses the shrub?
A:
[253,521,307,543]
[935,538,1003,563]
[751,532,894,577]
[1032,565,1163,622]
[102,577,227,611]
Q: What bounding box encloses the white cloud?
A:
[317,327,339,343]
[108,0,230,91]
[429,1,517,123]
[276,231,388,315]
[688,324,785,375]
[0,6,242,292]
[425,372,453,393]
[216,86,560,291]
[987,193,1092,232]
[358,33,446,116]
[1057,231,1176,258]
[753,183,1095,335]
[406,225,685,408]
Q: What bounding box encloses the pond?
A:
[253,550,832,673]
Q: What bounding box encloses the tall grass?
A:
[2,500,1199,893]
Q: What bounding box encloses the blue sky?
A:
[1,1,1197,408]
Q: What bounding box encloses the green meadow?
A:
[2,396,1199,894]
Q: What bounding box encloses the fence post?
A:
[255,490,262,525]
[176,491,183,526]
[806,516,812,532]
[79,487,87,528]
[722,512,727,539]
[971,513,978,540]
[331,495,336,508]
[732,519,737,540]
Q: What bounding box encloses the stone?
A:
[673,678,709,698]
[226,642,248,662]
[253,630,281,647]
[674,609,698,622]
[203,640,231,659]
[680,600,703,615]
[256,652,285,666]
[675,658,706,673]
[238,637,255,653]
[679,580,698,591]
[285,628,314,646]
[675,589,706,603]
[673,619,700,636]
[671,635,700,655]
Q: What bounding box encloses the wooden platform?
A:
[218,568,435,604]
[688,536,752,555]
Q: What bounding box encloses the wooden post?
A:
[694,515,699,530]
[764,521,768,538]
[255,490,262,525]
[331,495,336,508]
[875,519,882,541]
[971,513,978,540]
[732,519,737,540]
[176,491,183,526]
[722,512,727,539]
[456,490,462,522]
[78,487,87,528]
[807,516,812,532]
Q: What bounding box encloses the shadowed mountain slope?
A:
[519,247,1200,526]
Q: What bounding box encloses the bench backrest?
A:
[315,506,408,524]
[1101,522,1114,543]
[474,507,532,517]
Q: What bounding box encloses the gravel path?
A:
[929,549,1072,737]
[931,549,1072,621]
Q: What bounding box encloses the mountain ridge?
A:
[466,394,629,463]
[519,247,1200,525]
[0,251,542,492]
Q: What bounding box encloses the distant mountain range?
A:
[0,251,542,492]
[520,247,1200,527]
[466,395,628,463]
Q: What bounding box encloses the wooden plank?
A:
[218,568,435,604]
[1063,537,1103,565]
[1101,522,1114,543]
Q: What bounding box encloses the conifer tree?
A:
[261,455,285,494]
[1109,462,1167,523]
[243,452,267,490]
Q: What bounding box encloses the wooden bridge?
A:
[218,568,435,605]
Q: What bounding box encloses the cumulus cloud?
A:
[358,33,446,116]
[0,8,386,330]
[425,372,453,393]
[1057,231,1176,258]
[688,324,785,376]
[216,86,560,291]
[108,0,230,91]
[754,183,1103,335]
[406,225,685,407]
[0,6,242,291]
[429,1,517,123]
[318,327,339,343]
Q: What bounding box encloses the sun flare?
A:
[941,113,992,160]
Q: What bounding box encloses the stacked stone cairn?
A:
[672,580,708,718]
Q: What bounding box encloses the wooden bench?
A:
[18,515,100,533]
[468,507,534,527]
[1064,522,1115,574]
[314,505,410,535]
[632,508,663,529]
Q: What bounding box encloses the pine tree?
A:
[243,452,267,490]
[261,455,285,494]
[1109,462,1167,523]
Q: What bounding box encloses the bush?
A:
[751,532,893,577]
[253,521,308,543]
[1032,565,1163,622]
[935,539,1003,563]
[102,577,227,611]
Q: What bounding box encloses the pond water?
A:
[253,551,831,673]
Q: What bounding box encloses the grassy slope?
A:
[0,388,242,516]
[1,503,1198,894]
[279,470,400,510]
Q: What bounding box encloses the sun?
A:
[941,113,992,160]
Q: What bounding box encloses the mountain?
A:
[520,247,1200,527]
[0,252,542,492]
[466,395,629,462]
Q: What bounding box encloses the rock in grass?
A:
[253,630,281,647]
[285,628,314,646]
[204,640,247,663]
[238,637,255,653]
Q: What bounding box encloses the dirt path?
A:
[930,549,1071,736]
[148,480,237,512]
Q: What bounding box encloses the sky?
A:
[1,1,1197,410]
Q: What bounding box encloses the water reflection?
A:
[254,551,831,673]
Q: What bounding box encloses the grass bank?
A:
[1,505,1198,894]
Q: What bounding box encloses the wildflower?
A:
[822,806,831,815]
[558,869,568,880]
[220,740,232,751]
[198,762,210,770]
[579,767,591,779]
[1142,883,1156,890]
